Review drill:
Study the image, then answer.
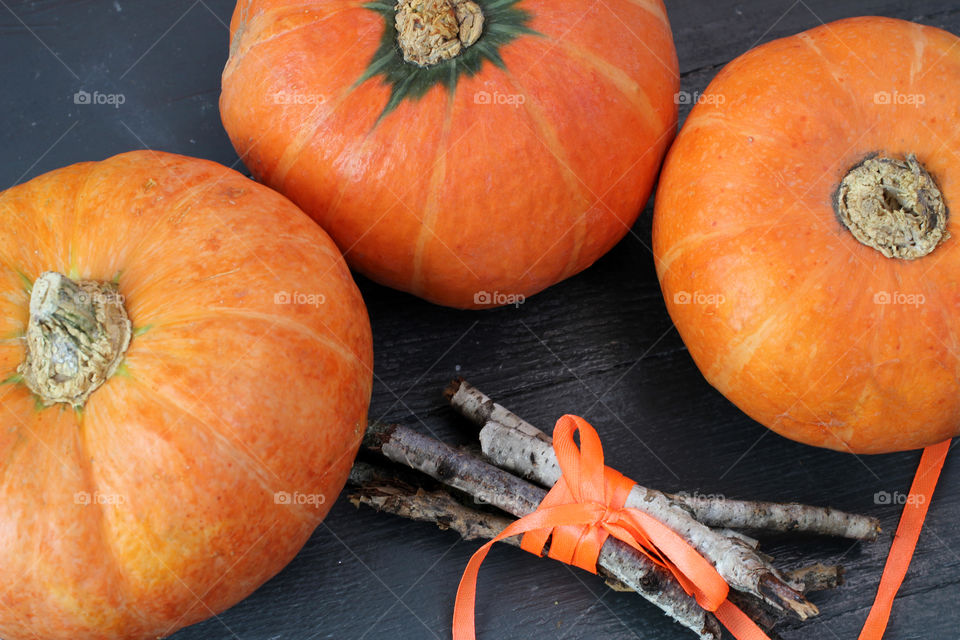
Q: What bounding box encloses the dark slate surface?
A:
[2,1,959,639]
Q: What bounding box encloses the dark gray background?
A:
[2,1,959,638]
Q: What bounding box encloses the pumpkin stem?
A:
[835,154,948,259]
[18,272,132,407]
[395,0,484,67]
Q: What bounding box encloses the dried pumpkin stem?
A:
[395,0,484,67]
[836,153,948,259]
[19,271,131,407]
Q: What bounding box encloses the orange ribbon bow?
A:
[452,414,951,640]
[454,414,769,640]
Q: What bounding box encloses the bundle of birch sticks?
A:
[349,379,880,639]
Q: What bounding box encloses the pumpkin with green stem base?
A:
[0,151,372,639]
[220,0,679,308]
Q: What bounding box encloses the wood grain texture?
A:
[1,0,959,638]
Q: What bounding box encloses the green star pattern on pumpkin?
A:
[356,0,539,123]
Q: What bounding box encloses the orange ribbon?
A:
[452,415,952,640]
[858,440,950,640]
[453,415,769,640]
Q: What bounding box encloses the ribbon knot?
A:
[598,505,617,527]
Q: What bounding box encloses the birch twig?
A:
[349,462,518,543]
[445,380,836,618]
[478,412,817,616]
[348,460,843,638]
[446,379,879,542]
[362,423,723,640]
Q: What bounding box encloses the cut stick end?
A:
[362,422,398,452]
[446,378,496,428]
[443,377,465,401]
[347,461,383,486]
[787,563,844,593]
[760,573,819,620]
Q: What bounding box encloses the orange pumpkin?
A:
[654,16,960,454]
[0,151,372,639]
[220,0,679,308]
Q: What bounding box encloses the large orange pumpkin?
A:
[220,0,679,308]
[0,151,372,639]
[654,17,960,454]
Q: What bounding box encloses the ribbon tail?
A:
[453,503,607,640]
[611,510,730,612]
[858,439,951,640]
[453,538,494,640]
[714,600,773,640]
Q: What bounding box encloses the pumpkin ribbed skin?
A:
[654,17,960,454]
[220,0,679,308]
[0,151,372,639]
